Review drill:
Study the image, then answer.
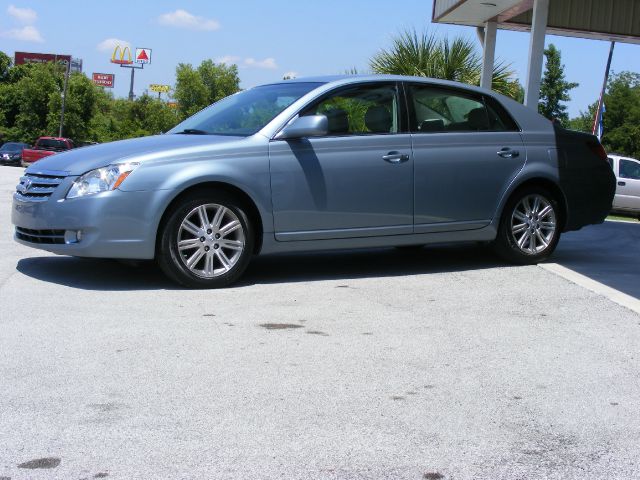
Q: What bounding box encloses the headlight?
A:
[66,162,139,199]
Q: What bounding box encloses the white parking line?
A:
[606,218,639,224]
[540,263,640,315]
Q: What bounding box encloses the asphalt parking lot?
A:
[1,165,639,480]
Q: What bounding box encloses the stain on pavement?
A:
[259,323,303,330]
[17,457,60,469]
[424,473,445,479]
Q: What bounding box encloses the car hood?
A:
[26,134,247,176]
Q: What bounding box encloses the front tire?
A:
[157,192,254,288]
[493,187,561,264]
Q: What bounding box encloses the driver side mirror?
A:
[275,115,328,140]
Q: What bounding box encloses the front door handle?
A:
[497,147,520,158]
[618,181,626,186]
[383,151,410,163]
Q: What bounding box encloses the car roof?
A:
[271,74,496,96]
[608,153,639,161]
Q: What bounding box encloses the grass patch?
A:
[607,214,639,222]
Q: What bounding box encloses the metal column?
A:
[480,21,497,90]
[524,0,550,108]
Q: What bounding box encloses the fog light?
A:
[64,230,82,244]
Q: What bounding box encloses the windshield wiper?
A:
[173,129,209,135]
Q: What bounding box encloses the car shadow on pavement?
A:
[551,220,640,300]
[16,243,507,291]
[16,257,176,291]
[240,243,507,286]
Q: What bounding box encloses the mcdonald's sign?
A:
[111,45,133,65]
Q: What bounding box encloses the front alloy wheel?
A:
[177,204,245,278]
[158,193,254,288]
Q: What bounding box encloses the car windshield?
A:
[168,82,323,137]
[37,139,67,150]
[0,143,25,152]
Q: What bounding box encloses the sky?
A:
[1,0,639,118]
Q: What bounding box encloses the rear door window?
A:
[407,84,519,133]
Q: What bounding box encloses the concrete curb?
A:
[540,262,640,316]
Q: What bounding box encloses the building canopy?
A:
[433,0,640,44]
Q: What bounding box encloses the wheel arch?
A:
[155,181,265,256]
[498,177,568,231]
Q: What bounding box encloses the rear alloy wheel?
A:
[493,187,561,264]
[158,194,254,288]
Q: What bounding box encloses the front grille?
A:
[16,227,66,244]
[15,173,67,202]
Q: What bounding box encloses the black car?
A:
[0,142,30,167]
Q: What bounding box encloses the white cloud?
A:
[216,55,241,65]
[7,5,37,24]
[215,55,279,70]
[1,25,43,42]
[244,57,278,69]
[282,71,298,79]
[158,9,220,31]
[97,38,130,52]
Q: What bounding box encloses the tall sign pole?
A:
[58,59,70,137]
[592,41,615,138]
[111,45,151,101]
[129,67,135,101]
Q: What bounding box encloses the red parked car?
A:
[21,137,74,167]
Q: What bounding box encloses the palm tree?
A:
[370,29,520,100]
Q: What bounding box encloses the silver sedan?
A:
[12,75,616,287]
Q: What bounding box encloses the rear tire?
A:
[493,187,561,265]
[157,192,254,288]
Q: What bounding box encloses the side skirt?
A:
[258,225,498,255]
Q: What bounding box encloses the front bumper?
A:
[12,177,163,259]
[0,157,22,166]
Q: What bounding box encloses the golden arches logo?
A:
[111,45,132,65]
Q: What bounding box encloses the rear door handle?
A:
[497,147,520,158]
[618,181,626,186]
[383,151,410,163]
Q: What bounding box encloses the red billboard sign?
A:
[92,73,115,88]
[15,51,72,67]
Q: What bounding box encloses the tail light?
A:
[587,141,608,162]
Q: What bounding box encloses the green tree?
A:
[0,62,63,142]
[97,95,180,140]
[600,72,640,158]
[538,44,578,126]
[84,88,120,142]
[512,80,525,104]
[370,29,520,99]
[569,72,640,158]
[173,63,209,119]
[0,51,12,82]
[198,60,240,103]
[0,53,236,145]
[568,102,597,133]
[47,72,100,141]
[174,60,240,120]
